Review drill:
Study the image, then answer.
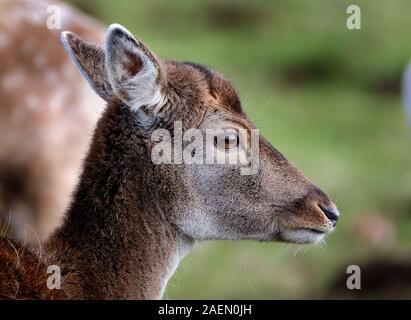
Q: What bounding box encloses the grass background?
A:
[67,0,411,299]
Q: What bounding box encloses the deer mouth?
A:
[279,226,332,244]
[301,227,327,234]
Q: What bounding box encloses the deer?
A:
[0,0,104,244]
[0,23,340,299]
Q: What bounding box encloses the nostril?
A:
[319,204,339,225]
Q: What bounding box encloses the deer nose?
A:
[319,204,339,227]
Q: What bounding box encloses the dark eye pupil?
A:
[225,134,238,148]
[214,132,239,150]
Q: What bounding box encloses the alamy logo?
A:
[346,5,361,30]
[346,265,361,290]
[151,121,260,175]
[46,5,62,30]
[47,265,61,290]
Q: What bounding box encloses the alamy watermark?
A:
[346,264,361,290]
[46,5,62,30]
[47,265,61,290]
[346,5,361,30]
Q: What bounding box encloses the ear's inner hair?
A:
[124,50,143,76]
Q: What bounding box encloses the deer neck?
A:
[47,165,193,300]
[46,105,193,299]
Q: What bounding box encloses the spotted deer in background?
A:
[0,0,104,243]
[0,23,339,299]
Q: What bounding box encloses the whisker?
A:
[7,239,20,269]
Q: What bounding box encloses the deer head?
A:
[61,24,339,246]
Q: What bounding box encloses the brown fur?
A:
[0,238,65,299]
[0,24,339,299]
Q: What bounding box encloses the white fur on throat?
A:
[157,238,192,299]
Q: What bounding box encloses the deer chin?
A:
[279,226,333,244]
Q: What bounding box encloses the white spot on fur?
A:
[45,70,59,83]
[2,70,25,90]
[5,1,46,27]
[25,95,40,111]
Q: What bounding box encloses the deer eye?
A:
[214,131,239,150]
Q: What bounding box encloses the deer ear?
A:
[104,24,164,112]
[61,32,114,101]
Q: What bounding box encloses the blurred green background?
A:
[67,0,411,299]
